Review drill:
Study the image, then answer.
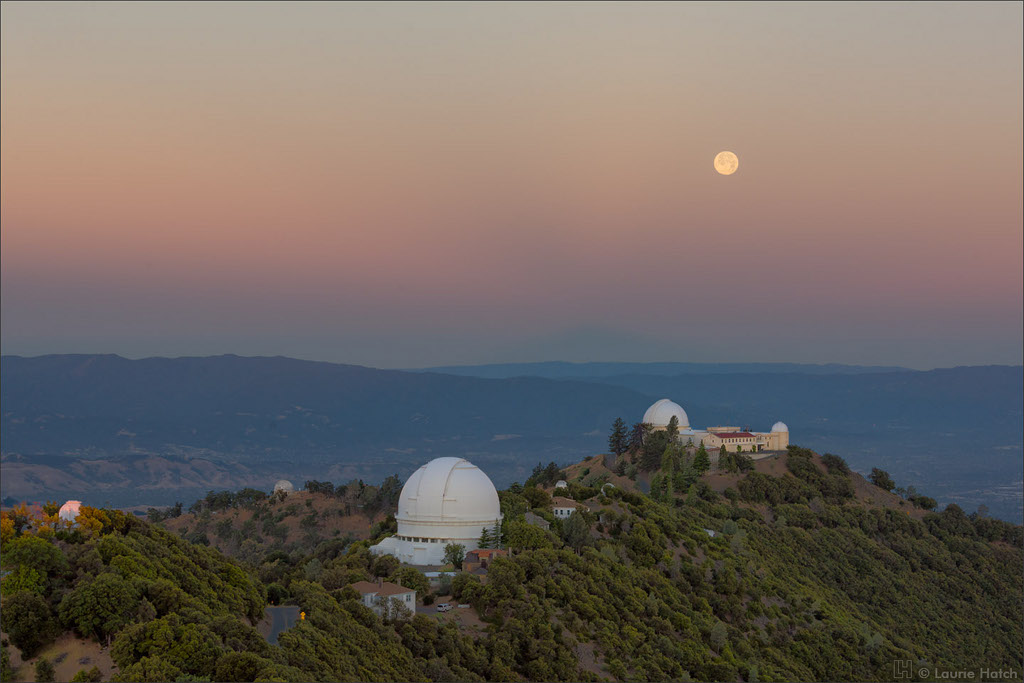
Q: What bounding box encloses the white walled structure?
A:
[643,399,790,453]
[370,457,502,566]
[58,500,82,523]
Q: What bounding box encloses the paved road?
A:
[263,605,301,644]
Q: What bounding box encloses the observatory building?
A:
[273,480,294,495]
[643,398,789,453]
[370,457,502,566]
[58,500,82,524]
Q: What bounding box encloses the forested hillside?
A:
[2,447,1021,682]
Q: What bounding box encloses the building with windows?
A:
[369,457,502,566]
[350,578,416,617]
[643,399,789,453]
[551,496,585,519]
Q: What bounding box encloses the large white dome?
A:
[643,399,690,428]
[397,457,500,539]
[771,421,789,433]
[273,480,294,493]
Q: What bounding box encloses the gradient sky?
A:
[2,2,1021,369]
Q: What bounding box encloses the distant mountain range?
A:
[1,354,1021,520]
[414,360,911,378]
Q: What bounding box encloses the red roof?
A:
[714,432,755,438]
[467,548,507,561]
[350,580,413,597]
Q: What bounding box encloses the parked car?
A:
[436,603,452,612]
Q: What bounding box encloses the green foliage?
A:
[505,520,556,552]
[0,590,60,657]
[821,453,850,475]
[693,444,711,475]
[0,565,45,595]
[59,572,141,641]
[561,512,590,554]
[608,417,629,456]
[391,566,429,596]
[526,462,566,489]
[34,657,55,683]
[443,543,466,568]
[0,646,13,683]
[870,467,896,491]
[666,415,679,440]
[69,667,102,682]
[641,430,671,471]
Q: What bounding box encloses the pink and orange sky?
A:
[2,2,1021,369]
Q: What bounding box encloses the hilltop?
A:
[2,444,1022,682]
[2,354,1021,520]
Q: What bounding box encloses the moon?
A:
[714,151,739,175]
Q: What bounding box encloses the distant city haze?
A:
[2,2,1021,369]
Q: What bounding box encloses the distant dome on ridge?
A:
[59,500,82,523]
[643,399,690,428]
[771,422,789,433]
[273,480,294,494]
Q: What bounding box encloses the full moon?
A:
[714,151,739,175]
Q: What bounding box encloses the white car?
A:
[436,603,452,612]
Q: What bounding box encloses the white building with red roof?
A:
[642,399,789,453]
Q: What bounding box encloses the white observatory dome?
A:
[397,457,500,539]
[273,479,294,494]
[771,421,789,433]
[643,399,690,429]
[59,500,82,523]
[554,480,568,489]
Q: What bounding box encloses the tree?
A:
[718,446,732,472]
[70,667,103,683]
[628,423,649,453]
[391,567,429,597]
[641,431,671,471]
[478,527,492,549]
[608,418,628,456]
[869,468,895,492]
[490,520,503,549]
[666,415,679,440]
[1,590,59,657]
[561,512,589,554]
[3,535,68,576]
[2,647,14,683]
[693,444,710,475]
[443,543,465,568]
[34,658,55,683]
[58,572,140,645]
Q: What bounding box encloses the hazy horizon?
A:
[3,2,1022,369]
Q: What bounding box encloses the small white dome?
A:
[554,480,568,489]
[643,399,690,428]
[771,421,789,433]
[59,500,82,523]
[397,457,500,536]
[273,479,294,493]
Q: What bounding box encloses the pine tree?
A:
[490,521,503,549]
[478,527,492,549]
[628,423,649,453]
[693,443,710,475]
[666,415,679,440]
[608,418,628,456]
